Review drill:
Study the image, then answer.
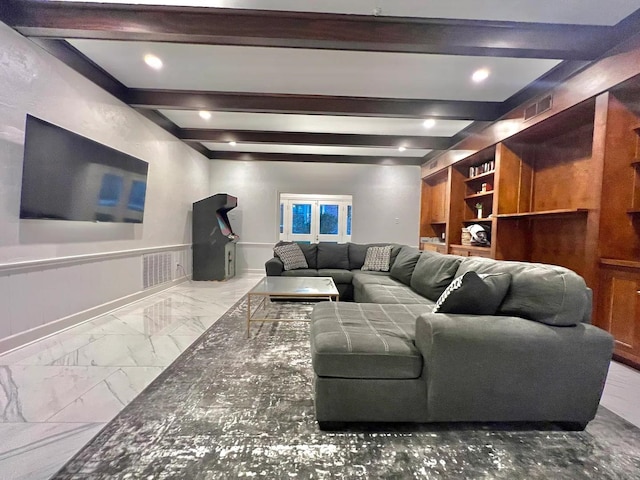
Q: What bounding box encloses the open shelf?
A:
[462,218,492,223]
[464,170,495,183]
[464,191,494,200]
[627,209,640,215]
[600,258,640,269]
[449,244,491,253]
[429,221,446,225]
[494,208,589,219]
[631,160,640,167]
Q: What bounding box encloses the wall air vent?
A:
[143,252,173,289]
[524,94,553,121]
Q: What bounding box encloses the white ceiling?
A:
[200,143,430,157]
[54,0,640,25]
[68,40,562,102]
[160,110,473,136]
[31,1,640,163]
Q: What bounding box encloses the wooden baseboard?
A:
[613,353,640,372]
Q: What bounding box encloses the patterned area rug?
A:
[54,297,640,479]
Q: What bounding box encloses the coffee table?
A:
[246,276,339,337]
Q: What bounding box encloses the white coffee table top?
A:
[249,276,338,296]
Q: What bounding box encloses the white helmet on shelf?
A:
[467,224,490,246]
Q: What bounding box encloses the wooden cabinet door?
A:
[600,267,640,365]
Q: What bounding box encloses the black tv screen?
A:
[20,115,149,223]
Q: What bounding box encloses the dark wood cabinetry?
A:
[599,260,640,368]
[419,76,640,368]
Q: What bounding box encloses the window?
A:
[279,194,352,243]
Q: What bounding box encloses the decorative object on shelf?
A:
[461,227,472,246]
[469,160,495,178]
[481,183,488,192]
[475,203,483,218]
[468,223,490,246]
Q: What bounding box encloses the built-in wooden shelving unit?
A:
[495,208,589,219]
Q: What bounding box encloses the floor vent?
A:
[524,94,553,121]
[143,252,173,289]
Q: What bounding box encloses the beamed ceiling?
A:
[1,0,640,166]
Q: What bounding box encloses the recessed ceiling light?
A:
[199,111,211,120]
[143,54,163,70]
[398,146,406,152]
[229,141,237,146]
[423,119,436,129]
[472,68,490,83]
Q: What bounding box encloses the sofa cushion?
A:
[352,272,398,290]
[454,257,589,326]
[348,243,371,270]
[282,269,319,277]
[410,251,463,301]
[390,246,421,285]
[317,243,349,269]
[362,245,393,272]
[273,243,308,271]
[317,269,353,285]
[358,284,434,305]
[433,271,512,315]
[298,243,318,269]
[311,302,432,379]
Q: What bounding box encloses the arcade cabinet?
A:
[192,194,239,281]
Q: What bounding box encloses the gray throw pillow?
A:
[410,251,462,301]
[361,245,392,271]
[390,246,421,285]
[273,243,308,271]
[433,271,512,315]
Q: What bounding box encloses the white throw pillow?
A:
[273,243,309,271]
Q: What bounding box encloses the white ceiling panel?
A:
[53,0,640,26]
[68,40,562,102]
[201,142,430,157]
[160,110,473,136]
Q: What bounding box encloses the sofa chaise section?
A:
[310,252,614,429]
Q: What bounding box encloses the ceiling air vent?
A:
[524,94,553,121]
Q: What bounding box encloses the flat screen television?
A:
[19,115,149,223]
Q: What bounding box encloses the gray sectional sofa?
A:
[265,242,402,301]
[266,242,614,430]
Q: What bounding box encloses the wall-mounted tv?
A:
[19,115,149,223]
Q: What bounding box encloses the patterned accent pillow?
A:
[273,243,309,271]
[361,245,393,272]
[433,271,511,315]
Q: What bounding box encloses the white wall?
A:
[0,22,210,352]
[209,160,421,271]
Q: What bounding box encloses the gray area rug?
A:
[54,297,640,479]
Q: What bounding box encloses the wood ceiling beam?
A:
[128,90,502,121]
[206,150,425,165]
[0,0,620,60]
[180,129,452,150]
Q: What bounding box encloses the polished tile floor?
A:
[0,272,638,480]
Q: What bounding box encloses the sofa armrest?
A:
[414,313,614,423]
[265,257,284,276]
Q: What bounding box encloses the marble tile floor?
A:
[0,271,639,480]
[0,273,263,480]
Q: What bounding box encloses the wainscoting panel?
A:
[235,242,274,273]
[0,245,192,355]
